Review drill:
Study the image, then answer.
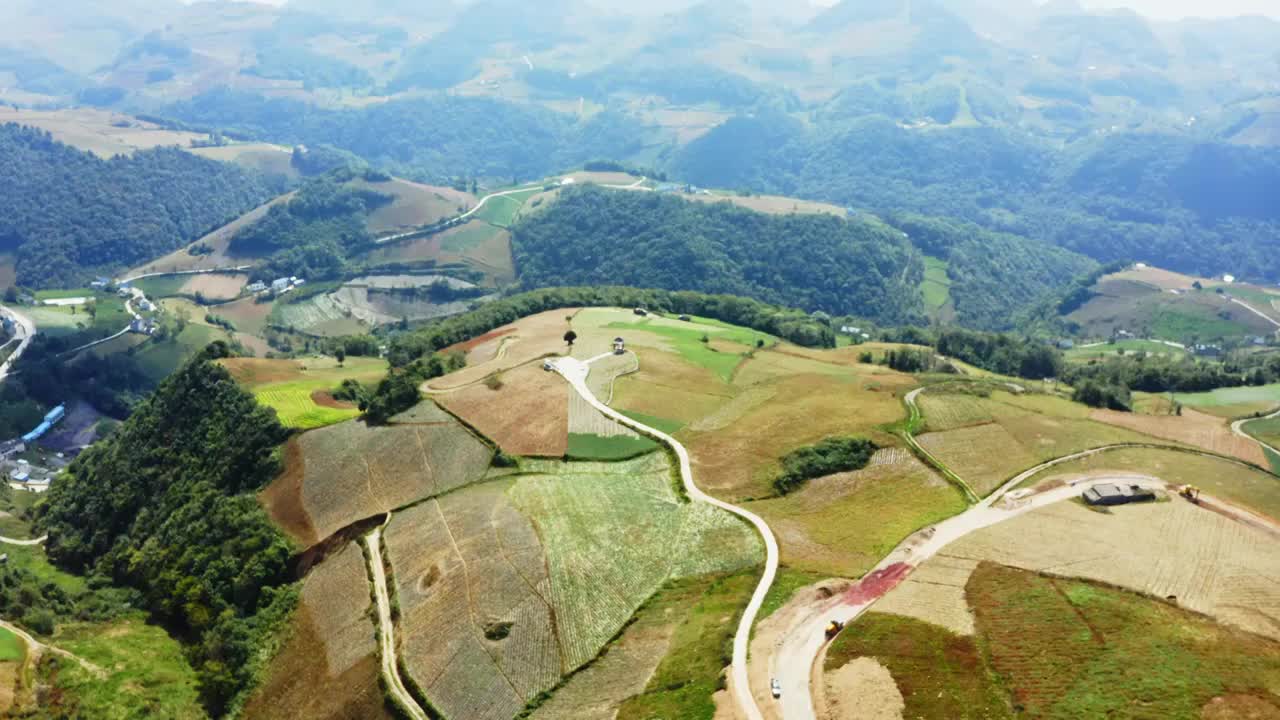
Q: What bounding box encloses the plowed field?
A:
[1091,407,1266,465]
[435,362,569,456]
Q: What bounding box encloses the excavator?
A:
[824,620,845,640]
[1179,485,1202,504]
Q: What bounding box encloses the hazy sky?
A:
[1079,0,1280,19]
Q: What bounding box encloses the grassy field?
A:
[46,616,205,720]
[920,256,953,312]
[604,316,772,381]
[917,390,1152,495]
[1247,416,1280,451]
[621,410,686,435]
[133,324,228,383]
[1067,280,1273,341]
[566,432,660,460]
[0,628,23,662]
[968,563,1280,720]
[255,382,361,429]
[746,450,967,577]
[1177,383,1280,418]
[34,288,92,300]
[474,188,541,227]
[616,572,758,720]
[131,275,189,298]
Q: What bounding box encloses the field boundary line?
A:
[902,387,980,503]
[548,355,777,720]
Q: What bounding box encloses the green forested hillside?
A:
[673,114,1280,283]
[161,90,650,184]
[511,186,923,323]
[39,342,295,716]
[0,124,274,287]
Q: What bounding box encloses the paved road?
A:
[57,287,145,359]
[120,265,252,285]
[1233,408,1280,457]
[549,354,778,720]
[365,522,430,720]
[0,305,36,383]
[0,534,47,546]
[1231,297,1280,330]
[376,177,650,245]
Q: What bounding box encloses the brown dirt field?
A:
[260,418,494,546]
[216,296,275,336]
[220,357,304,385]
[1091,407,1267,465]
[443,326,516,356]
[188,143,298,179]
[310,390,354,410]
[686,193,847,217]
[426,309,577,392]
[241,542,390,720]
[387,483,556,720]
[1202,695,1280,719]
[178,272,247,301]
[360,179,476,236]
[0,108,206,157]
[436,363,569,457]
[1109,265,1203,290]
[128,192,294,276]
[235,332,273,357]
[824,658,905,720]
[944,498,1280,641]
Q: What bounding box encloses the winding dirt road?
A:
[365,521,429,720]
[549,354,779,720]
[0,306,35,384]
[1233,408,1280,457]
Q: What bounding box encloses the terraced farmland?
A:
[383,454,760,720]
[260,408,493,546]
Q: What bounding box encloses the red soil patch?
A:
[258,439,317,545]
[843,563,912,606]
[310,390,354,410]
[219,357,303,385]
[435,363,569,456]
[443,325,517,355]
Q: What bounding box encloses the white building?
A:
[271,278,290,292]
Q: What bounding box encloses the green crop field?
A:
[920,256,952,311]
[133,324,226,383]
[474,188,541,227]
[969,564,1280,719]
[621,409,686,435]
[0,627,24,662]
[566,432,660,460]
[1177,383,1280,418]
[440,221,503,253]
[33,288,91,300]
[131,275,188,298]
[255,382,361,429]
[1245,416,1280,449]
[604,316,772,381]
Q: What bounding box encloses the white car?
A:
[771,678,782,699]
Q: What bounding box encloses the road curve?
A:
[0,305,36,384]
[365,522,430,720]
[1233,408,1280,457]
[549,355,779,720]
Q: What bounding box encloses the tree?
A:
[564,330,577,347]
[335,348,346,365]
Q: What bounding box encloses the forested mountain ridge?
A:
[0,123,275,287]
[513,186,923,323]
[39,342,295,716]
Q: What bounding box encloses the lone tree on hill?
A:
[564,330,577,347]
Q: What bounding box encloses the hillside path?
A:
[1233,408,1280,457]
[548,354,778,720]
[1231,297,1280,329]
[365,520,429,720]
[0,617,104,676]
[0,306,36,384]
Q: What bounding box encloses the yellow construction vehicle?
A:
[824,620,844,640]
[1180,485,1201,504]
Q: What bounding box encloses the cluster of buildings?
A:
[245,276,306,296]
[129,318,158,335]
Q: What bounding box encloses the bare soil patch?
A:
[872,556,979,636]
[436,363,569,457]
[824,658,905,720]
[426,309,577,391]
[241,542,389,720]
[128,192,293,276]
[309,390,353,410]
[1202,694,1280,719]
[178,272,247,301]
